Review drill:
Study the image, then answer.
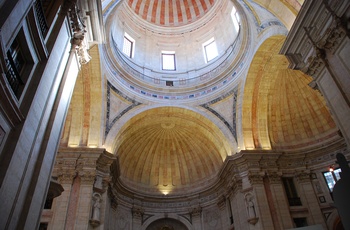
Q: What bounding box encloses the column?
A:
[247,172,274,230]
[295,171,327,229]
[217,196,230,230]
[190,206,202,230]
[266,172,293,229]
[50,171,75,230]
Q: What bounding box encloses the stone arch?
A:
[142,214,192,230]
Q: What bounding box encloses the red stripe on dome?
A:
[160,0,165,25]
[142,0,151,20]
[151,0,159,24]
[200,0,208,12]
[183,0,192,22]
[169,0,174,24]
[176,0,183,23]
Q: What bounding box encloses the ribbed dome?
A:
[243,36,338,151]
[127,0,215,26]
[116,107,228,195]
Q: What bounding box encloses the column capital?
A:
[266,171,282,184]
[190,206,202,218]
[132,206,144,219]
[295,171,311,183]
[248,172,264,185]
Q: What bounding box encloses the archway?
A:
[145,218,188,230]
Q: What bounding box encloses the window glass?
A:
[162,51,176,70]
[323,168,341,192]
[123,33,134,58]
[203,38,218,63]
[231,7,240,32]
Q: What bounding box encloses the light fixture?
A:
[329,165,334,172]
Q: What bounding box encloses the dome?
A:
[115,107,230,196]
[105,0,244,101]
[127,0,216,27]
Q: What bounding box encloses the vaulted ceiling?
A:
[59,0,341,197]
[127,0,216,27]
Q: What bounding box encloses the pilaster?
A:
[266,171,293,229]
[295,171,327,229]
[217,196,230,229]
[51,148,114,230]
[190,206,202,230]
[132,206,144,230]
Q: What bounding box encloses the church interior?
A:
[0,0,350,229]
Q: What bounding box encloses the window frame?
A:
[282,177,302,206]
[122,33,135,58]
[231,6,240,32]
[203,38,218,63]
[323,168,341,192]
[5,28,35,99]
[161,51,176,71]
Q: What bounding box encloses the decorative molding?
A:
[267,171,282,184]
[105,81,142,137]
[64,0,91,64]
[217,196,226,209]
[108,186,118,210]
[301,51,325,77]
[57,170,76,184]
[190,206,202,218]
[200,88,238,140]
[318,25,346,53]
[248,172,264,185]
[132,206,144,219]
[295,171,311,183]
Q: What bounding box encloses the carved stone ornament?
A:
[245,193,259,225]
[80,170,96,184]
[57,169,76,184]
[296,172,311,183]
[267,172,282,184]
[190,206,202,218]
[90,193,102,227]
[308,80,319,91]
[66,1,91,64]
[248,173,264,185]
[302,55,325,77]
[132,206,144,219]
[317,14,347,53]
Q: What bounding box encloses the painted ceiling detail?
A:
[115,107,230,195]
[200,88,238,140]
[243,36,339,151]
[105,81,142,137]
[127,0,215,27]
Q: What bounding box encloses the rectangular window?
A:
[231,7,240,32]
[203,38,218,63]
[34,0,49,37]
[123,33,134,58]
[323,168,341,192]
[282,177,302,206]
[5,29,34,98]
[166,80,174,86]
[162,51,176,70]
